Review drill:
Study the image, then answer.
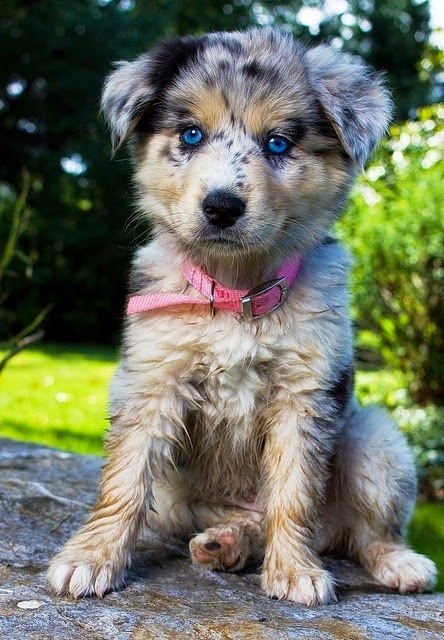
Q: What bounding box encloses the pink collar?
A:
[127,255,302,320]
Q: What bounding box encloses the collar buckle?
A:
[240,277,288,321]
[209,280,216,318]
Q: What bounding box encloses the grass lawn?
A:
[409,502,444,591]
[0,342,443,589]
[0,343,117,454]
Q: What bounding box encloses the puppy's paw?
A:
[371,548,437,593]
[190,525,249,572]
[261,563,337,606]
[48,548,127,598]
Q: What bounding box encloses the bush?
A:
[395,404,444,500]
[337,103,444,405]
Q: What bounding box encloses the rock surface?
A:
[0,437,442,640]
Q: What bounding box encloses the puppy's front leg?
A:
[48,379,183,598]
[261,404,337,606]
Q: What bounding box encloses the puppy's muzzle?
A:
[203,191,246,229]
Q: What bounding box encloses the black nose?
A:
[203,191,246,229]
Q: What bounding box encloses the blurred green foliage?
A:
[397,404,444,500]
[0,171,52,369]
[337,103,444,406]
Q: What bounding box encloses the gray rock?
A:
[0,437,442,640]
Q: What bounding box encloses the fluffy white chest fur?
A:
[110,239,352,497]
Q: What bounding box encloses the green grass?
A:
[409,502,444,591]
[0,343,443,589]
[0,343,116,454]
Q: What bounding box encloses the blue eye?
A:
[181,126,203,147]
[266,135,290,156]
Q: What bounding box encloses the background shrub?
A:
[337,103,444,406]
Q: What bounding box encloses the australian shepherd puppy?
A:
[48,28,436,605]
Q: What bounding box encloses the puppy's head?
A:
[102,29,391,261]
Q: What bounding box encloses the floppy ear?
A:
[305,46,392,167]
[101,36,205,153]
[100,55,156,153]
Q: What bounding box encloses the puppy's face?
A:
[102,30,391,260]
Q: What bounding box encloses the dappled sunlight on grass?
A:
[0,343,117,454]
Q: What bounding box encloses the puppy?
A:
[48,28,436,605]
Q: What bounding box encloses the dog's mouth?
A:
[195,228,253,252]
[201,234,241,245]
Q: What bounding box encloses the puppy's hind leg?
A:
[188,504,264,573]
[336,405,437,593]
